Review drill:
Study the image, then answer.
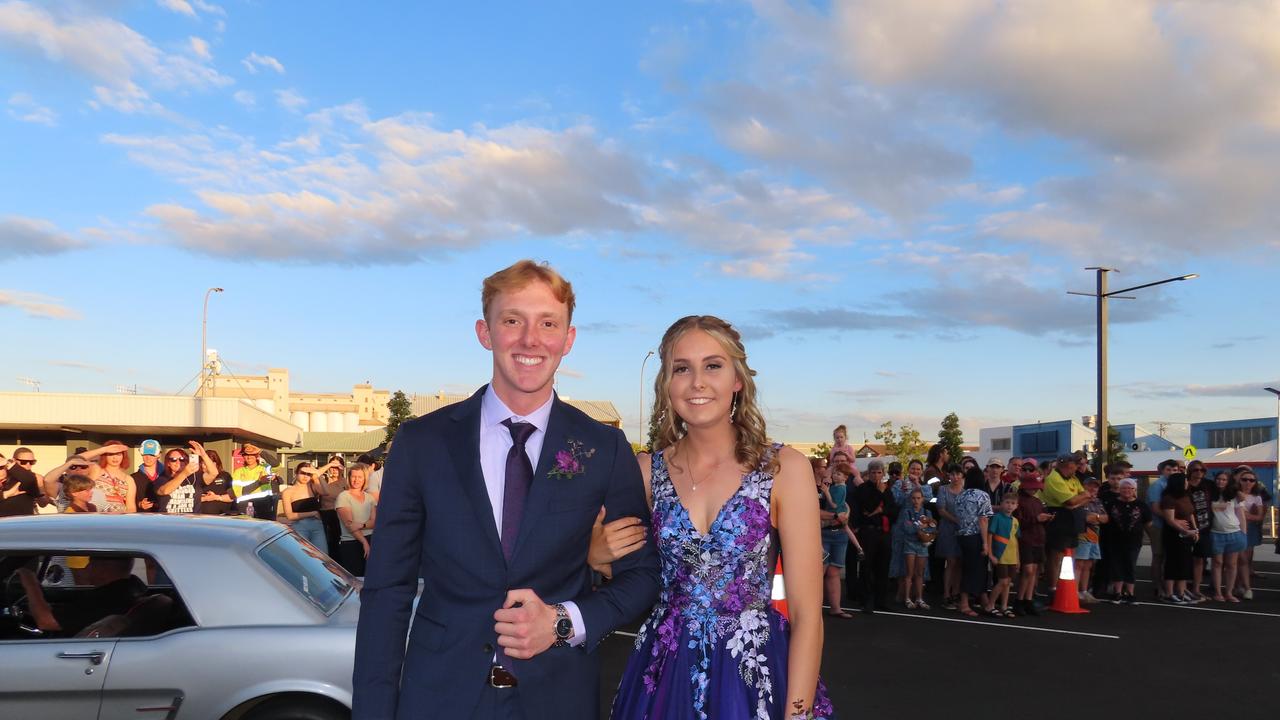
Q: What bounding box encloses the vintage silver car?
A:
[0,513,358,720]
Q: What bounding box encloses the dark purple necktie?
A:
[500,419,536,563]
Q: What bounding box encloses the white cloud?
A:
[242,52,285,74]
[0,290,79,320]
[275,88,307,112]
[101,105,872,276]
[6,92,56,126]
[189,36,211,61]
[0,1,232,104]
[89,82,165,115]
[157,0,195,17]
[232,90,255,107]
[0,215,83,255]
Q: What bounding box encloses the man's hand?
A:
[493,588,557,660]
[139,498,154,511]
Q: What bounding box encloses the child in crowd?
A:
[989,492,1020,617]
[1074,477,1108,603]
[895,488,935,609]
[1103,478,1150,604]
[1013,473,1051,615]
[62,474,99,513]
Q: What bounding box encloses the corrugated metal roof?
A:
[292,429,386,454]
[410,392,622,426]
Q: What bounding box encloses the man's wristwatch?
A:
[552,603,574,648]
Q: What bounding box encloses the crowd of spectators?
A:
[0,440,387,577]
[811,427,1274,617]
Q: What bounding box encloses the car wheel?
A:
[242,696,348,720]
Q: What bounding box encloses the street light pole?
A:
[1071,269,1198,473]
[200,287,224,397]
[1096,268,1110,474]
[639,350,655,448]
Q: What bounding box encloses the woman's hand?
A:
[588,507,646,573]
[360,538,371,558]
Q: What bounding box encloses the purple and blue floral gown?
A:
[611,446,836,720]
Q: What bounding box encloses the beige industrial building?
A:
[202,364,390,433]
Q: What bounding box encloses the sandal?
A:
[905,599,917,610]
[916,600,931,610]
[987,607,1002,618]
[959,607,979,617]
[1003,608,1016,618]
[825,609,853,618]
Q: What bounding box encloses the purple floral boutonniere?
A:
[548,439,595,480]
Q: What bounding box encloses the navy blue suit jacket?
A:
[352,387,661,719]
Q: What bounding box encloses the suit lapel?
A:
[511,396,573,564]
[447,387,503,559]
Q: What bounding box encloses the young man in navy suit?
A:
[353,260,661,719]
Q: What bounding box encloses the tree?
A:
[384,390,416,444]
[938,412,965,467]
[1091,424,1128,477]
[874,421,928,464]
[811,442,832,460]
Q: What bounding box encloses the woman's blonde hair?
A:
[651,315,775,473]
[347,463,370,489]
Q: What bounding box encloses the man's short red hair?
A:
[481,260,576,323]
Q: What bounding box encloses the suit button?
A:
[483,643,494,653]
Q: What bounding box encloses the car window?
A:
[256,533,355,615]
[1,553,193,642]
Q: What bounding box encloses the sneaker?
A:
[1111,594,1123,605]
[916,600,931,610]
[943,598,958,611]
[1243,589,1253,600]
[1172,594,1190,605]
[1083,591,1098,604]
[1025,600,1040,616]
[905,599,917,610]
[1162,595,1181,604]
[1122,593,1136,605]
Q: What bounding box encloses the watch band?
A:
[552,603,572,648]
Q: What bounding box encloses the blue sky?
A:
[3,0,1279,445]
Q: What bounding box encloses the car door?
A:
[0,638,116,720]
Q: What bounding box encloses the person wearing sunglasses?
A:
[39,447,125,511]
[1235,468,1266,600]
[154,446,203,514]
[1,454,45,517]
[282,462,328,550]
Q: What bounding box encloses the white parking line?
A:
[1133,579,1278,594]
[839,606,1120,640]
[1133,602,1280,618]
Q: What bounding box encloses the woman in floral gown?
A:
[600,315,834,720]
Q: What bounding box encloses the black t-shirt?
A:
[852,482,897,530]
[1104,497,1151,541]
[1187,483,1212,530]
[130,468,162,510]
[0,466,42,517]
[196,471,236,515]
[155,474,200,514]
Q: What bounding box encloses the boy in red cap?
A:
[1013,465,1052,615]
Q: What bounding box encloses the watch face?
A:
[556,617,572,639]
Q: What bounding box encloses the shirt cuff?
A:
[560,600,586,648]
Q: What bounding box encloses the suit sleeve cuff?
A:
[561,600,587,647]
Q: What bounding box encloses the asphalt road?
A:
[597,554,1280,719]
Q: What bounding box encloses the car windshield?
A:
[256,533,355,615]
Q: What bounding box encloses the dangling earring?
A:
[729,394,737,423]
[657,409,668,427]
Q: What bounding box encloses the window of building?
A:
[1020,430,1058,456]
[990,438,1011,451]
[1206,426,1271,449]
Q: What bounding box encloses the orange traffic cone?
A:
[1049,549,1089,614]
[771,557,789,619]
